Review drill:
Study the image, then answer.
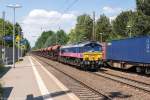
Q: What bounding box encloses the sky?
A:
[0,0,136,47]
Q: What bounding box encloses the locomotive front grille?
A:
[83,52,103,61]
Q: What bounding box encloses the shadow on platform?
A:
[26,90,71,100]
[101,91,132,100]
[2,87,13,100]
[14,65,40,69]
[0,67,11,78]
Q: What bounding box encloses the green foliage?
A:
[24,39,31,52]
[112,3,150,39]
[135,0,150,35]
[0,83,2,98]
[136,0,150,16]
[44,30,68,47]
[75,14,93,42]
[0,64,4,73]
[132,11,150,36]
[112,11,135,39]
[0,19,13,46]
[44,34,56,47]
[15,23,22,36]
[35,31,54,49]
[96,14,112,42]
[56,30,68,45]
[68,29,76,43]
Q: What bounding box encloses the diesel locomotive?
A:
[33,41,103,70]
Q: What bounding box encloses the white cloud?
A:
[109,16,117,21]
[102,6,122,14]
[21,9,77,47]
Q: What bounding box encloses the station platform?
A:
[1,56,79,100]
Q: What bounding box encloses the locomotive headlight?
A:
[84,61,90,65]
[85,57,88,60]
[98,61,102,65]
[85,55,89,60]
[98,55,102,58]
[98,57,102,61]
[87,61,90,65]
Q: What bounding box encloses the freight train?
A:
[103,36,150,74]
[33,41,103,70]
[32,36,150,74]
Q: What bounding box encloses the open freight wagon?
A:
[104,36,150,74]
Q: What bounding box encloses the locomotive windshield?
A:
[80,42,102,53]
[83,46,101,52]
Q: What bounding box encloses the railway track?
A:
[94,72,150,93]
[34,55,112,100]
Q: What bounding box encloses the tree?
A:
[44,34,56,47]
[136,0,150,16]
[56,29,68,45]
[135,0,150,36]
[44,29,68,47]
[35,30,54,49]
[96,14,112,42]
[24,38,31,52]
[0,19,13,47]
[132,12,150,36]
[75,14,93,42]
[112,11,135,39]
[15,23,22,35]
[68,29,76,43]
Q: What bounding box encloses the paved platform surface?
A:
[1,56,79,100]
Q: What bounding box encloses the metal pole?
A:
[7,4,22,67]
[13,8,16,68]
[3,12,6,64]
[18,27,20,61]
[92,11,95,41]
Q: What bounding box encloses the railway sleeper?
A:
[145,67,150,75]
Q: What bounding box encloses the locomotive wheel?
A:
[145,67,150,75]
[136,66,142,73]
[83,65,87,71]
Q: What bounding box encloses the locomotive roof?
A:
[61,41,101,49]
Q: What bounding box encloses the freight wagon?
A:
[104,36,150,74]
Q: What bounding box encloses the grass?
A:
[0,84,2,99]
[0,64,5,73]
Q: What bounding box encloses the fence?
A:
[0,45,22,64]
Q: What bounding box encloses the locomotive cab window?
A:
[82,43,102,52]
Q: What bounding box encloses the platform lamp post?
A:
[7,4,22,68]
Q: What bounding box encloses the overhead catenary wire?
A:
[38,0,79,46]
[50,0,79,27]
[63,0,79,12]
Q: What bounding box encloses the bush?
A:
[0,84,2,98]
[0,64,4,73]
